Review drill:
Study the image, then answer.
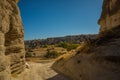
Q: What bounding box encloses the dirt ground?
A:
[11,61,71,80]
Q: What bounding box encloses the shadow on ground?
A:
[47,74,71,80]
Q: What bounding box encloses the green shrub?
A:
[57,42,68,48]
[44,51,59,58]
[57,42,80,51]
[43,44,48,48]
[67,44,80,51]
[25,52,32,57]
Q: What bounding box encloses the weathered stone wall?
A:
[98,0,120,32]
[0,0,25,79]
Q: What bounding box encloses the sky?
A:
[18,0,103,40]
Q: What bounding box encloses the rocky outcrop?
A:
[52,0,120,80]
[53,38,120,80]
[0,0,25,80]
[98,0,120,32]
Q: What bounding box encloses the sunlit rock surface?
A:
[98,0,120,32]
[0,0,25,79]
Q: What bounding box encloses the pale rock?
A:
[0,0,25,80]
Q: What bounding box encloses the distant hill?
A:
[25,34,97,49]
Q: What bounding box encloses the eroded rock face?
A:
[0,0,25,79]
[98,0,120,32]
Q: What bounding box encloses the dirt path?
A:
[12,61,70,80]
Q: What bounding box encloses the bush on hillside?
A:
[57,42,80,51]
[25,52,32,57]
[43,44,48,48]
[44,51,60,58]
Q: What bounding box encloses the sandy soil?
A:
[12,61,70,80]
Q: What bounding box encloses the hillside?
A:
[25,34,96,49]
[24,34,96,59]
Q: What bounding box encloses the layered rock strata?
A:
[0,0,25,79]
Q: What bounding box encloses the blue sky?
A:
[18,0,103,40]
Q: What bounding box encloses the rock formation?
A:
[0,0,25,80]
[98,0,120,32]
[52,0,120,80]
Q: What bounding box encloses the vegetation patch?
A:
[25,52,32,57]
[57,42,80,51]
[44,51,60,58]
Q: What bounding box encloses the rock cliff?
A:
[98,0,120,32]
[0,0,25,80]
[52,0,120,80]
